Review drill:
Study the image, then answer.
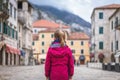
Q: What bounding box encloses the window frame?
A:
[99,27,103,34]
[99,12,103,19]
[99,41,104,49]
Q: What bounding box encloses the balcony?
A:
[18,10,27,24]
[115,20,120,30]
[0,0,9,19]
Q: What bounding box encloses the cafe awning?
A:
[115,52,120,58]
[79,55,85,61]
[5,44,20,55]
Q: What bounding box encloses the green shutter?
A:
[99,42,103,49]
[42,34,44,38]
[32,42,34,45]
[16,31,18,40]
[99,12,103,19]
[3,23,7,34]
[8,26,11,36]
[99,27,103,34]
[12,29,14,38]
[42,41,44,46]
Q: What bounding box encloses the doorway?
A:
[5,53,8,65]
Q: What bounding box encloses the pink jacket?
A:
[45,43,74,80]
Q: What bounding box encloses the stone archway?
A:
[79,55,85,65]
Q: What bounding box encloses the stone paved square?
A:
[0,65,120,80]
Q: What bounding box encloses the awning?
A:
[20,50,26,56]
[5,44,20,55]
[79,55,85,61]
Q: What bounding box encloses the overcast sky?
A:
[29,0,120,22]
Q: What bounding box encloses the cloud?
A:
[29,0,120,22]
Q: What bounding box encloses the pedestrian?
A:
[45,29,74,80]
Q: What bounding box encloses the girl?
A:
[45,29,74,80]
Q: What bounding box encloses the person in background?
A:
[45,29,74,80]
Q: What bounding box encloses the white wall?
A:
[91,9,116,62]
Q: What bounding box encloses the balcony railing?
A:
[0,0,9,19]
[115,20,120,30]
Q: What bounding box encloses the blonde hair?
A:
[54,30,66,47]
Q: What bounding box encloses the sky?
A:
[29,0,120,22]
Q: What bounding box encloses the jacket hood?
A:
[49,43,68,58]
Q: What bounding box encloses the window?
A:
[99,41,104,49]
[81,49,84,54]
[71,41,74,46]
[3,23,7,34]
[51,34,54,38]
[99,12,103,19]
[99,27,103,34]
[18,1,22,9]
[116,41,119,50]
[115,17,118,26]
[34,29,37,33]
[10,27,12,37]
[42,34,44,38]
[12,28,14,38]
[81,41,84,46]
[8,26,11,36]
[71,49,75,53]
[32,42,34,45]
[42,49,44,53]
[14,8,16,19]
[15,31,18,40]
[111,21,113,30]
[111,42,113,52]
[42,41,44,46]
[10,3,12,16]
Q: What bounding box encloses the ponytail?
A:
[54,30,66,47]
[59,34,65,47]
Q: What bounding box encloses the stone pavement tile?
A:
[0,65,120,80]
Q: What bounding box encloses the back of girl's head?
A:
[54,29,66,47]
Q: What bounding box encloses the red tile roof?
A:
[33,34,39,40]
[91,4,120,18]
[68,32,89,40]
[95,4,120,9]
[33,19,69,29]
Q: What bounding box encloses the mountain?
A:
[31,4,91,35]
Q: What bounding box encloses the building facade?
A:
[0,0,20,66]
[91,4,120,63]
[109,8,120,63]
[32,19,90,64]
[17,0,33,65]
[67,32,90,64]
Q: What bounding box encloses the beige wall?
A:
[67,40,90,63]
[33,31,90,64]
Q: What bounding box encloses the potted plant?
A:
[98,53,105,63]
